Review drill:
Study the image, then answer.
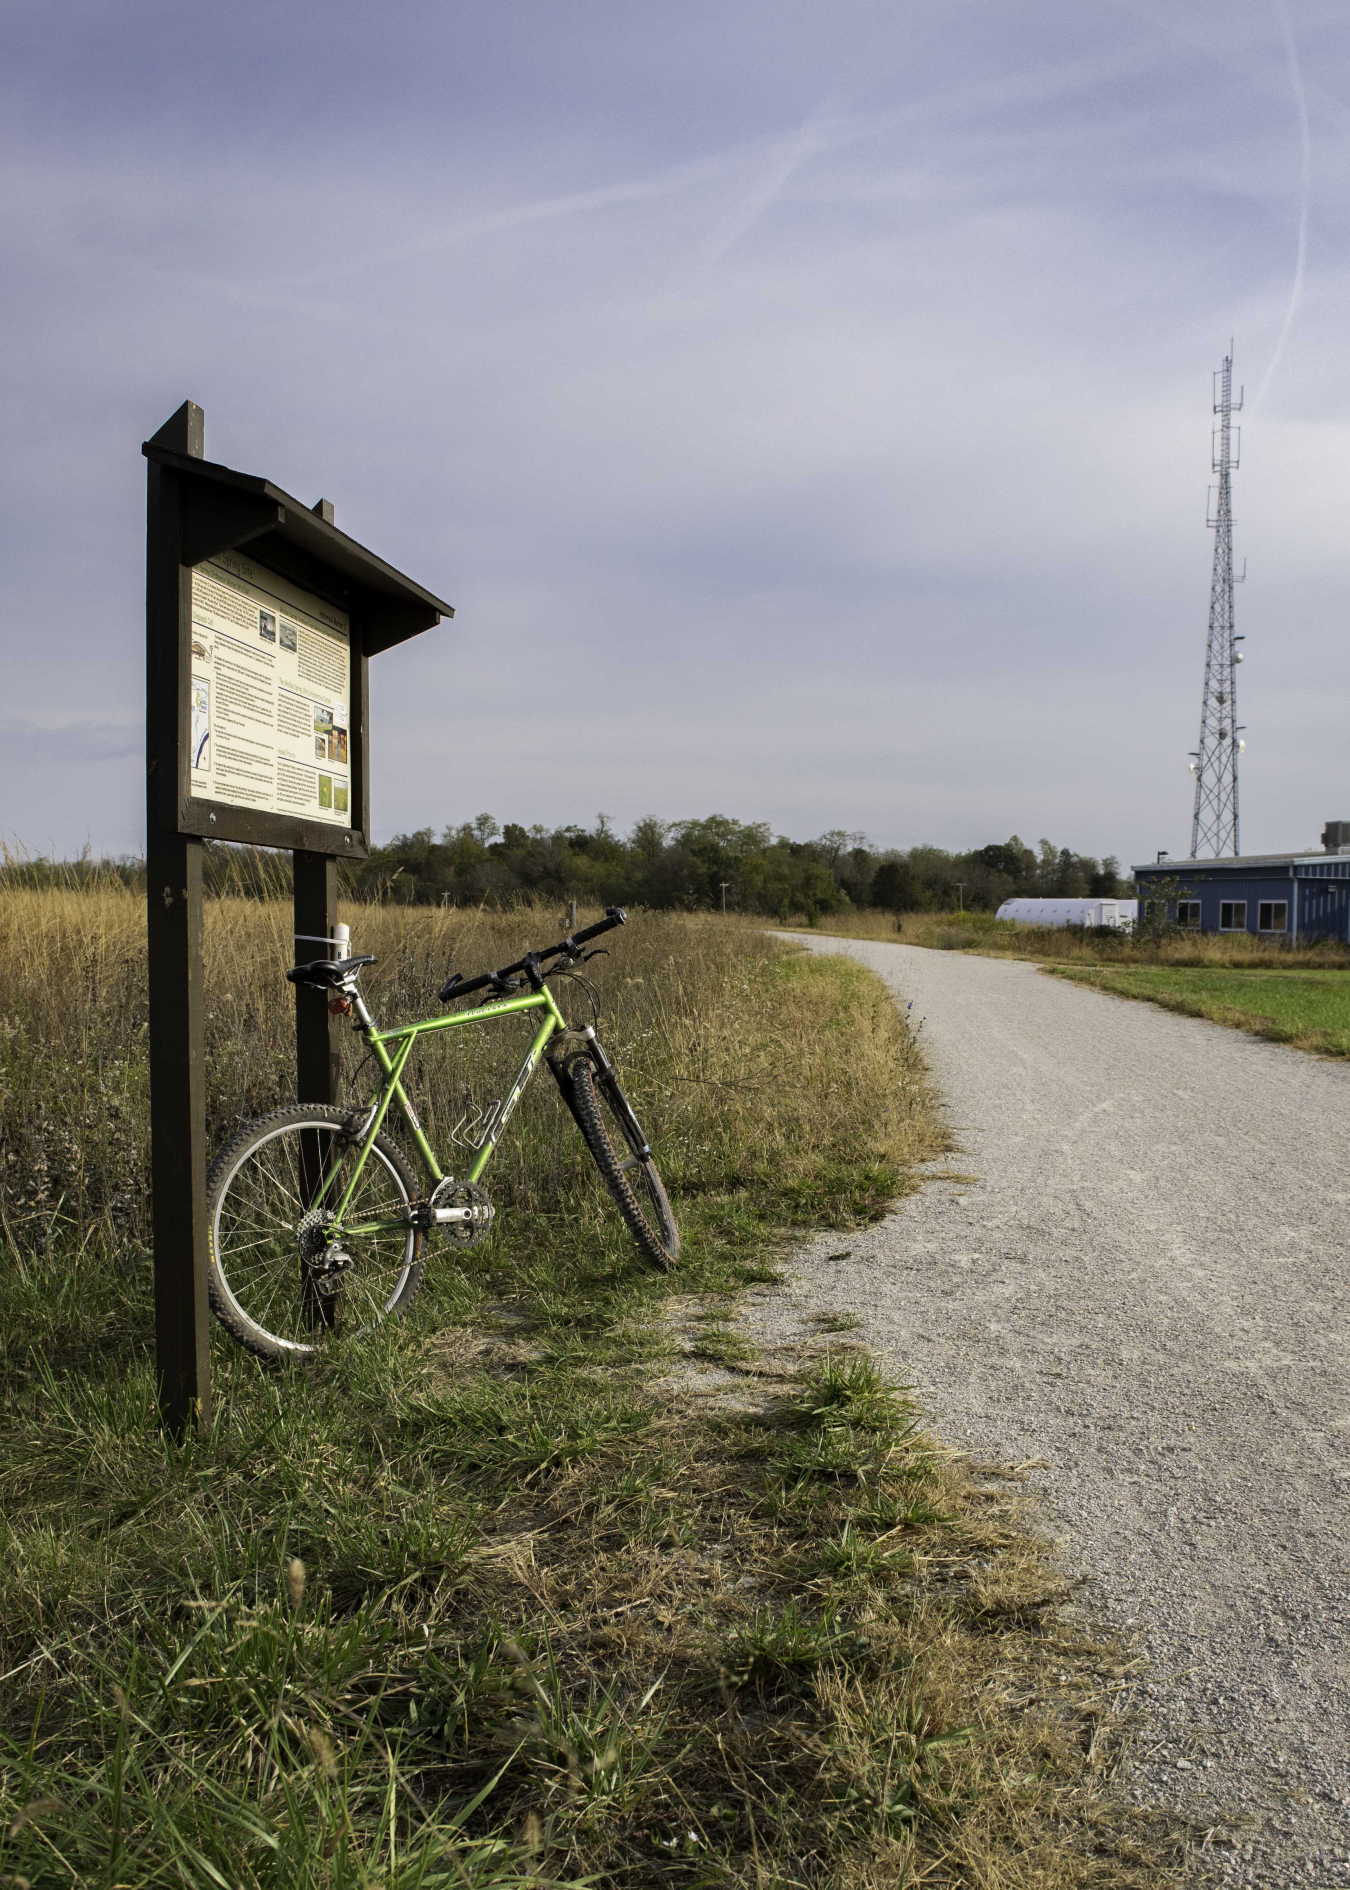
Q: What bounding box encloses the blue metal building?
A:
[1133,823,1350,944]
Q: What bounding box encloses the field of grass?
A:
[0,885,1190,1886]
[1046,963,1350,1057]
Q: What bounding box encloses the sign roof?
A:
[142,440,454,655]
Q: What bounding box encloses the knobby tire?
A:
[567,1057,680,1270]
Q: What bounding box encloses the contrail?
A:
[1250,0,1310,415]
[686,107,840,277]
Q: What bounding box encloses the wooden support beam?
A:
[146,830,211,1431]
[146,409,213,1433]
[293,850,343,1108]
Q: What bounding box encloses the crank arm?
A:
[341,1208,483,1237]
[341,1204,490,1238]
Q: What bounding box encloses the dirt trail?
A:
[742,938,1350,1885]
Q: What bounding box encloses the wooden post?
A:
[295,496,345,1115]
[146,403,212,1433]
[293,848,342,1334]
[293,850,342,1107]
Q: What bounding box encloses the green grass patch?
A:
[1049,962,1350,1056]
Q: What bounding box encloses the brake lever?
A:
[544,947,600,977]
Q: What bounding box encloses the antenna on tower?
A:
[1190,346,1245,858]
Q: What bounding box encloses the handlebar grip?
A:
[571,906,626,946]
[439,969,495,1003]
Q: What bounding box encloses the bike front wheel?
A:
[568,1058,680,1270]
[206,1104,425,1362]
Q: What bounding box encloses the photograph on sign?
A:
[188,553,352,828]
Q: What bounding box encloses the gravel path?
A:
[742,938,1350,1885]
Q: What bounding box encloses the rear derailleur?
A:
[297,1207,353,1297]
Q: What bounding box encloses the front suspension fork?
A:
[547,1026,652,1158]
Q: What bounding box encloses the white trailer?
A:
[995,898,1137,930]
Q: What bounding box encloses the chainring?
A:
[428,1177,495,1245]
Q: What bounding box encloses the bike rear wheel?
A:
[568,1057,680,1269]
[206,1104,424,1362]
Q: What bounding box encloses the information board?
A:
[188,552,352,828]
[143,400,453,1432]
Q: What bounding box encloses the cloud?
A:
[3,0,1350,867]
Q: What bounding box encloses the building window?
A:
[1219,901,1247,931]
[1258,901,1288,933]
[1177,901,1201,928]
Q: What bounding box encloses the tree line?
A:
[3,821,1126,917]
[348,817,1126,917]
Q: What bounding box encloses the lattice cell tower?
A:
[1188,348,1246,858]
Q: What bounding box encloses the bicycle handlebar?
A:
[438,907,626,1005]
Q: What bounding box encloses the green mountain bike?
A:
[205,907,679,1361]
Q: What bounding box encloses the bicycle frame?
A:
[325,981,571,1236]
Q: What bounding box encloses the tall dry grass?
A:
[0,887,934,1268]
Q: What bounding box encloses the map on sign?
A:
[188,553,352,827]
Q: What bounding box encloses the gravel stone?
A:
[742,938,1350,1884]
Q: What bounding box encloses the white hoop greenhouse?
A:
[995,898,1137,930]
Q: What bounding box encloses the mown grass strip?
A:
[1046,962,1350,1057]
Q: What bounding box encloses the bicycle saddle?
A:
[286,954,377,989]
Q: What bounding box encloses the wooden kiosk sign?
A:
[144,401,452,1430]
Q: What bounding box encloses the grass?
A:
[775,909,1350,1061]
[0,884,1194,1885]
[1045,962,1350,1057]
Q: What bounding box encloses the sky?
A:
[2,0,1348,868]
